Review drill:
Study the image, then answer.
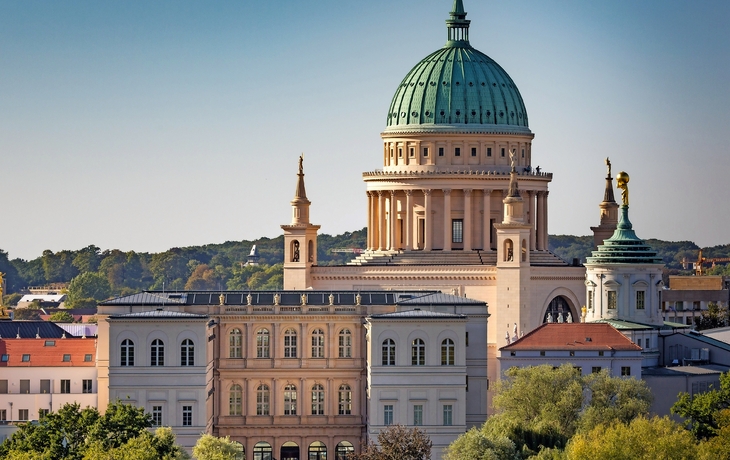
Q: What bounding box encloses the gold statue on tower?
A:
[616,171,630,206]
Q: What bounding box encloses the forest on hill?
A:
[2,228,729,308]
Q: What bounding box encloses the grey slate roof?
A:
[370,309,467,320]
[108,310,207,320]
[397,292,485,306]
[100,292,188,306]
[0,321,77,339]
[642,364,730,376]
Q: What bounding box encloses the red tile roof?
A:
[501,323,641,351]
[0,338,97,366]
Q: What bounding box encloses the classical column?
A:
[464,189,472,251]
[482,189,491,250]
[378,191,386,251]
[528,191,536,250]
[536,191,545,250]
[366,191,373,250]
[443,189,452,252]
[405,190,413,250]
[424,189,433,251]
[543,191,550,250]
[389,190,397,251]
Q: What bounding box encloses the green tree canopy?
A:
[356,425,432,460]
[66,272,112,308]
[672,370,730,439]
[192,434,241,460]
[49,311,75,323]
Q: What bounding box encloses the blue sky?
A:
[1,0,729,260]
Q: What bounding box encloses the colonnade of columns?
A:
[365,188,549,253]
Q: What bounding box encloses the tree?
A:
[356,425,432,460]
[444,426,519,460]
[72,245,102,274]
[0,401,153,459]
[192,434,241,460]
[185,264,218,290]
[566,416,697,460]
[672,371,730,439]
[83,428,189,460]
[66,272,112,308]
[578,369,653,432]
[694,302,729,330]
[12,300,42,320]
[49,311,75,323]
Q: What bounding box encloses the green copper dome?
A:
[386,1,529,132]
[585,206,663,265]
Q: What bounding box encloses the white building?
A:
[101,309,208,450]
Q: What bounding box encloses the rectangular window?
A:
[182,406,193,426]
[39,409,49,418]
[471,147,477,157]
[152,406,163,427]
[521,148,525,157]
[466,375,469,392]
[384,405,394,426]
[621,367,631,376]
[501,148,505,157]
[82,379,93,394]
[676,301,684,311]
[409,147,414,157]
[588,291,593,310]
[438,147,444,156]
[398,148,402,157]
[22,354,30,362]
[636,291,645,310]
[465,332,469,346]
[607,291,617,309]
[452,219,464,243]
[443,405,453,426]
[20,380,30,394]
[0,380,7,394]
[592,367,601,373]
[1,354,8,362]
[84,354,93,362]
[454,147,461,156]
[413,405,423,426]
[598,351,604,356]
[63,354,71,362]
[487,147,492,157]
[61,380,71,394]
[0,409,6,421]
[44,341,55,347]
[423,147,429,157]
[18,409,29,421]
[40,380,51,394]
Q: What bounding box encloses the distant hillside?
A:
[3,229,726,305]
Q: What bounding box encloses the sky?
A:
[1,0,729,261]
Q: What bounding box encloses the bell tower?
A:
[495,153,533,334]
[282,155,320,290]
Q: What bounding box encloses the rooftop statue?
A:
[616,171,630,206]
[509,149,516,170]
[298,154,304,174]
[605,157,611,177]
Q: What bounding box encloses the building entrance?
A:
[281,441,300,460]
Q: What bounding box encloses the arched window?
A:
[254,441,272,460]
[121,339,134,366]
[284,384,297,415]
[231,442,245,460]
[311,384,325,415]
[336,441,354,460]
[308,239,314,263]
[504,238,514,262]
[521,239,527,262]
[311,329,325,358]
[338,384,352,415]
[284,328,297,358]
[180,339,194,366]
[339,329,352,358]
[229,384,242,415]
[256,384,270,415]
[382,338,395,366]
[441,338,455,365]
[229,328,242,358]
[309,441,327,460]
[151,339,164,366]
[292,240,300,262]
[411,338,425,366]
[256,328,270,358]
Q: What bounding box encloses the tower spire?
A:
[446,0,470,46]
[290,154,311,225]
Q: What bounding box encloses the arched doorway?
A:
[543,296,576,323]
[308,441,327,460]
[335,441,354,460]
[281,441,299,460]
[231,441,245,460]
[253,441,272,460]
